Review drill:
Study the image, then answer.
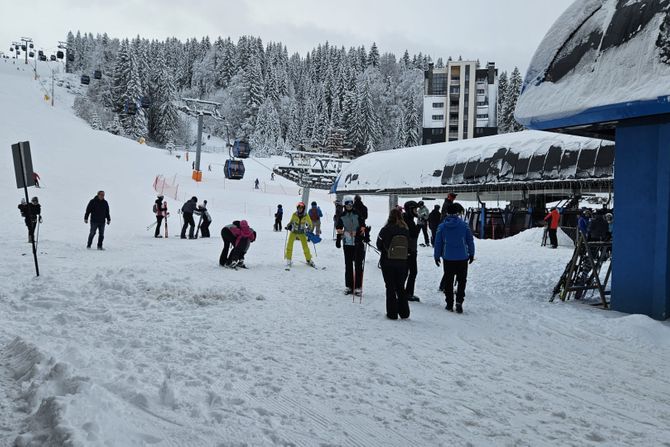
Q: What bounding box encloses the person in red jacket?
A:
[544,207,561,248]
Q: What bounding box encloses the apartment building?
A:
[422,60,498,145]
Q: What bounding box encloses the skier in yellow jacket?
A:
[285,202,315,269]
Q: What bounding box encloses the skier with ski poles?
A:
[335,196,367,297]
[153,195,168,238]
[284,202,315,269]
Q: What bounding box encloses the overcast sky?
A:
[1,0,575,73]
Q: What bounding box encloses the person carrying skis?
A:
[403,200,422,302]
[309,201,323,236]
[428,204,441,246]
[274,204,283,232]
[377,208,410,320]
[284,202,315,268]
[180,196,198,239]
[84,190,110,250]
[434,203,475,313]
[153,195,168,238]
[416,201,430,246]
[227,220,257,268]
[336,196,367,296]
[18,197,42,243]
[543,207,560,248]
[197,202,212,238]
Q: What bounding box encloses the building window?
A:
[432,128,444,135]
[431,73,447,95]
[432,115,444,121]
[477,101,487,106]
[477,114,488,118]
[432,102,444,108]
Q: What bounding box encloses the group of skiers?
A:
[544,207,614,249]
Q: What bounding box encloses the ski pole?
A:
[283,229,290,260]
[359,243,368,304]
[146,221,157,231]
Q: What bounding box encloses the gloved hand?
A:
[285,225,291,231]
[336,238,341,249]
[84,219,88,224]
[38,216,43,223]
[469,256,474,264]
[435,258,441,267]
[107,218,111,225]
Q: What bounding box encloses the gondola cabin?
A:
[80,75,90,85]
[232,140,251,158]
[50,55,57,61]
[28,52,34,58]
[224,159,245,180]
[56,50,64,59]
[39,55,47,62]
[21,45,26,51]
[140,96,150,108]
[94,70,102,80]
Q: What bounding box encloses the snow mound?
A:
[511,227,574,247]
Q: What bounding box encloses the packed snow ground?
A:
[1,60,669,446]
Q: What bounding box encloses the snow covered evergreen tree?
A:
[251,98,281,156]
[149,49,180,145]
[500,67,523,133]
[497,71,509,133]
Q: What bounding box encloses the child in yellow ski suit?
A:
[285,202,314,266]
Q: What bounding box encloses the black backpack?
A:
[152,203,158,213]
[387,234,409,260]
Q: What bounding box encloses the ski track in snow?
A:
[1,61,670,446]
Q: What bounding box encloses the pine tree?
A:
[107,114,123,135]
[657,13,670,64]
[149,49,180,145]
[500,67,524,133]
[91,110,102,130]
[368,43,380,67]
[250,98,281,156]
[241,55,265,136]
[497,71,509,133]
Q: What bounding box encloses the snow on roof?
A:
[333,130,612,195]
[516,0,670,128]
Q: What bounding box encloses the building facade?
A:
[422,60,498,145]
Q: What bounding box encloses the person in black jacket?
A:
[441,193,464,221]
[403,200,421,302]
[353,195,368,223]
[18,197,42,243]
[84,190,111,249]
[180,196,198,239]
[377,208,410,319]
[428,205,441,246]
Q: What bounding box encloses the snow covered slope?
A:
[1,59,669,446]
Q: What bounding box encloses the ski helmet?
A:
[297,201,305,209]
[343,196,354,206]
[31,197,39,204]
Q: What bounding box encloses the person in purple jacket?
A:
[434,203,475,313]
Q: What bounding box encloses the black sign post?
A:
[11,141,39,276]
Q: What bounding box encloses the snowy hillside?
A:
[1,59,669,446]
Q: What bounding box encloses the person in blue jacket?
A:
[577,209,592,239]
[434,203,475,313]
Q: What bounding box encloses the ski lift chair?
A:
[232,139,251,158]
[224,159,245,180]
